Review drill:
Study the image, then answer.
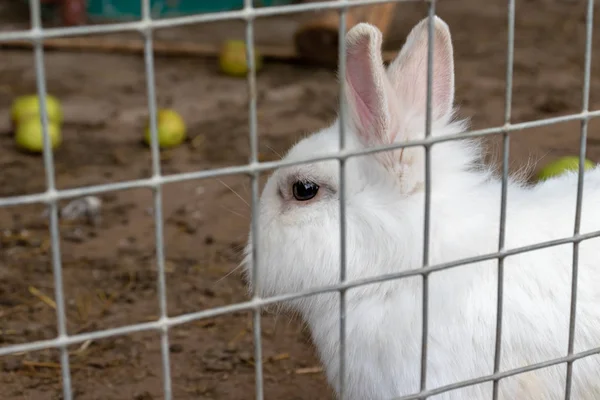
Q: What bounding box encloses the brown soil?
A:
[1,1,600,399]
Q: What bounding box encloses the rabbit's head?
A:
[242,17,482,311]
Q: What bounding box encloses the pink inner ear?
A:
[387,20,454,123]
[344,30,394,148]
[428,28,453,120]
[345,63,377,141]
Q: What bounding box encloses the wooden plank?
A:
[0,36,398,64]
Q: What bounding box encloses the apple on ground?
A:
[144,109,187,149]
[537,156,595,181]
[11,94,63,128]
[15,119,62,153]
[219,40,263,77]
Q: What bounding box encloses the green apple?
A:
[537,156,595,181]
[144,109,187,149]
[219,40,263,77]
[11,94,63,128]
[15,118,62,152]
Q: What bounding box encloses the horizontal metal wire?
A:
[2,227,599,358]
[392,345,600,400]
[1,110,598,209]
[0,0,419,42]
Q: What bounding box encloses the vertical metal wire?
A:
[419,2,436,397]
[336,0,348,398]
[564,0,594,398]
[492,0,515,398]
[338,0,348,400]
[28,1,73,399]
[244,0,264,398]
[141,1,172,399]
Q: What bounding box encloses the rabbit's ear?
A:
[344,23,400,153]
[386,16,454,124]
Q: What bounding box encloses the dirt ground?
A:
[1,0,600,399]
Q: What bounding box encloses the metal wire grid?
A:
[0,0,598,399]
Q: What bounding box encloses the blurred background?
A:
[0,1,599,399]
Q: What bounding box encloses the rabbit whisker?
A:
[265,143,283,159]
[214,263,244,285]
[217,178,250,209]
[219,205,248,221]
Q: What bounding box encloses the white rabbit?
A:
[242,15,600,400]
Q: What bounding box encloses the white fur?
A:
[242,16,600,400]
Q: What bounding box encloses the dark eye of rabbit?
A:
[292,181,319,201]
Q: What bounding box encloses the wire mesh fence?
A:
[0,0,599,399]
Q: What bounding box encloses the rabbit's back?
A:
[498,166,600,398]
[321,167,600,400]
[423,166,600,399]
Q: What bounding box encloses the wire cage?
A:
[0,0,598,399]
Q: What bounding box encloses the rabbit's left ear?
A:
[343,23,402,167]
[386,16,455,124]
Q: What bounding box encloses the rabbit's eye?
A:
[292,181,319,201]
